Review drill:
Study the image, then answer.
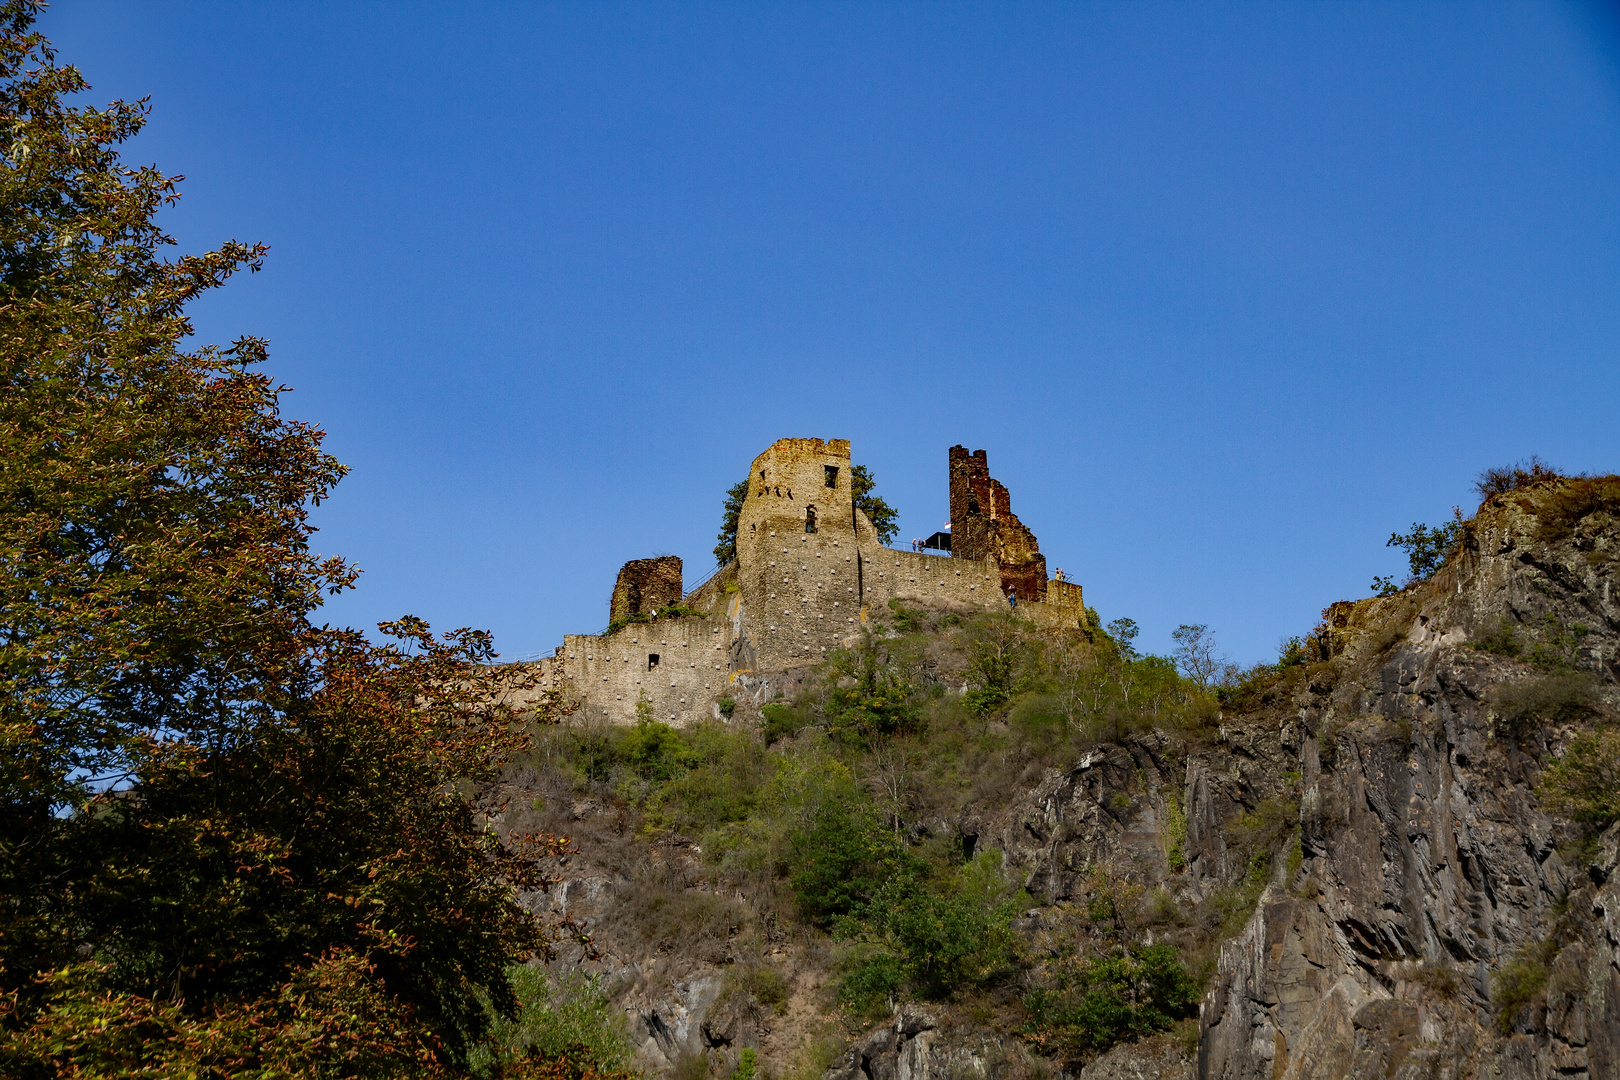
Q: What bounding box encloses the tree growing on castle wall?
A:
[714,464,902,559]
[0,8,590,1074]
[714,476,750,565]
[852,463,900,545]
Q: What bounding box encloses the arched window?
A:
[805,505,817,533]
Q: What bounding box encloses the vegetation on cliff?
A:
[516,602,1283,1066]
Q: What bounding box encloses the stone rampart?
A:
[531,615,732,725]
[858,550,1002,610]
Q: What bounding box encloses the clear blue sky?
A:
[45,2,1620,665]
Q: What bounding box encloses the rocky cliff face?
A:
[1199,481,1620,1080]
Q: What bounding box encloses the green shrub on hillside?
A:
[761,701,812,744]
[1471,619,1523,658]
[1022,944,1199,1065]
[789,799,917,926]
[1490,673,1600,736]
[470,967,634,1078]
[645,721,772,836]
[1539,728,1620,827]
[836,850,1025,1005]
[821,644,922,739]
[1491,937,1561,1034]
[623,703,698,783]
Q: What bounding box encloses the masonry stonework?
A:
[609,556,683,624]
[948,445,1047,603]
[520,438,1085,726]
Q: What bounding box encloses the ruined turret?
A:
[948,445,1047,602]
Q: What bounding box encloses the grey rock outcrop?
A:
[1200,481,1620,1080]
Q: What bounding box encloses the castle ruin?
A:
[522,439,1085,725]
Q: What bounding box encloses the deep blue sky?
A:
[44,2,1620,664]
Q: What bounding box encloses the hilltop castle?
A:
[524,438,1086,725]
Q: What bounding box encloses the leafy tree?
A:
[822,641,922,738]
[622,697,698,782]
[469,967,636,1078]
[860,851,1022,998]
[852,463,900,545]
[713,476,749,566]
[1373,509,1465,595]
[1106,618,1140,658]
[788,798,914,926]
[961,615,1031,717]
[0,8,585,1074]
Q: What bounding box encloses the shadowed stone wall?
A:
[609,556,683,624]
[948,445,1048,602]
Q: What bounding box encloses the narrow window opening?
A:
[805,506,817,533]
[648,653,660,670]
[760,469,766,480]
[824,465,838,488]
[968,497,980,516]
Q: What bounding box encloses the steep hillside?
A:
[1201,475,1620,1080]
[487,475,1619,1080]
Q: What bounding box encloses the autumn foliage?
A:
[0,3,614,1075]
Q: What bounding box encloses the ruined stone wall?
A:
[1018,577,1088,630]
[948,445,1047,601]
[519,437,1084,727]
[529,616,732,725]
[855,550,1002,611]
[609,556,683,624]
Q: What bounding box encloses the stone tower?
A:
[735,438,878,670]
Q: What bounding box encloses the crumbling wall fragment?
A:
[948,445,1048,602]
[610,556,683,624]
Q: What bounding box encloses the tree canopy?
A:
[851,464,900,546]
[0,7,600,1075]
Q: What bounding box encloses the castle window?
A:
[824,465,838,488]
[647,653,659,670]
[968,497,980,516]
[805,506,817,533]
